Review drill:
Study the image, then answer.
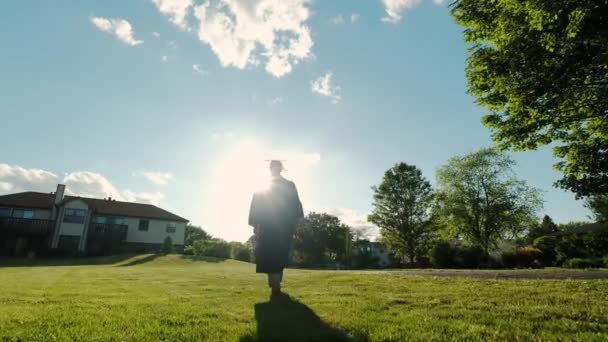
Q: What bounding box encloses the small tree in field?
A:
[368,163,434,264]
[435,148,543,256]
[162,236,174,255]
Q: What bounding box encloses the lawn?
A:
[1,255,607,341]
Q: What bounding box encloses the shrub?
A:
[430,241,454,268]
[459,245,485,269]
[533,236,558,266]
[501,247,543,268]
[232,246,252,262]
[564,258,603,269]
[555,235,586,265]
[190,239,231,259]
[161,236,174,255]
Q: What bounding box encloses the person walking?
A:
[248,160,304,296]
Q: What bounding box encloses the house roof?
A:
[0,192,188,222]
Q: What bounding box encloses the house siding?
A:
[124,218,186,245]
[57,200,89,237]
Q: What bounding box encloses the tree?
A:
[292,212,352,267]
[368,163,434,264]
[162,236,174,255]
[229,241,252,262]
[435,148,543,256]
[585,195,608,222]
[185,224,211,247]
[528,215,559,242]
[451,0,608,197]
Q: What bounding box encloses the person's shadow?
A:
[240,293,354,342]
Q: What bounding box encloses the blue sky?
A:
[0,0,589,241]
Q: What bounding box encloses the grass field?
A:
[1,255,608,341]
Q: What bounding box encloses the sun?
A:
[204,142,271,241]
[203,141,319,242]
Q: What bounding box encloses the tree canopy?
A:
[451,0,608,197]
[435,148,543,254]
[292,212,352,267]
[368,163,434,264]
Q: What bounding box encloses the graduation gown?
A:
[248,176,303,274]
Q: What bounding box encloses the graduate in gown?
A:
[248,160,304,295]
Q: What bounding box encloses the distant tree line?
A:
[183,148,608,270]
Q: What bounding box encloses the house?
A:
[0,184,188,256]
[353,240,394,268]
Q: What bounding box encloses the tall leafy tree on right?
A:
[434,148,543,256]
[451,0,608,197]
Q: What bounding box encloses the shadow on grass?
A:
[240,293,360,342]
[0,254,136,267]
[118,254,162,267]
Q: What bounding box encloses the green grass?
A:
[1,255,608,341]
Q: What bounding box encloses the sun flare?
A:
[203,141,320,242]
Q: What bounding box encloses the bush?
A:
[161,236,174,255]
[190,239,231,259]
[501,247,543,268]
[604,255,608,268]
[533,236,558,266]
[564,258,603,269]
[430,241,454,268]
[459,245,485,269]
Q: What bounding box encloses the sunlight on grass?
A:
[1,255,607,341]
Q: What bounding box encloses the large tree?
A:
[435,148,543,255]
[451,0,608,197]
[292,212,352,267]
[585,194,608,222]
[185,224,211,247]
[368,163,434,264]
[528,215,560,242]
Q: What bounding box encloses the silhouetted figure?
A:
[249,160,303,296]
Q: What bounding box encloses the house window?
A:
[12,209,34,219]
[0,207,12,217]
[63,208,86,223]
[166,223,176,233]
[138,219,149,231]
[96,216,127,225]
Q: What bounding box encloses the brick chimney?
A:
[54,184,65,204]
[51,184,65,220]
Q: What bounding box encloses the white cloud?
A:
[193,0,314,78]
[152,0,194,30]
[432,0,445,4]
[122,190,165,205]
[0,163,164,206]
[333,14,360,25]
[161,55,168,62]
[267,97,283,106]
[311,72,341,104]
[331,15,345,25]
[90,17,143,46]
[0,164,59,194]
[152,31,161,37]
[63,171,123,200]
[192,63,208,75]
[326,208,379,240]
[139,171,174,186]
[381,0,421,24]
